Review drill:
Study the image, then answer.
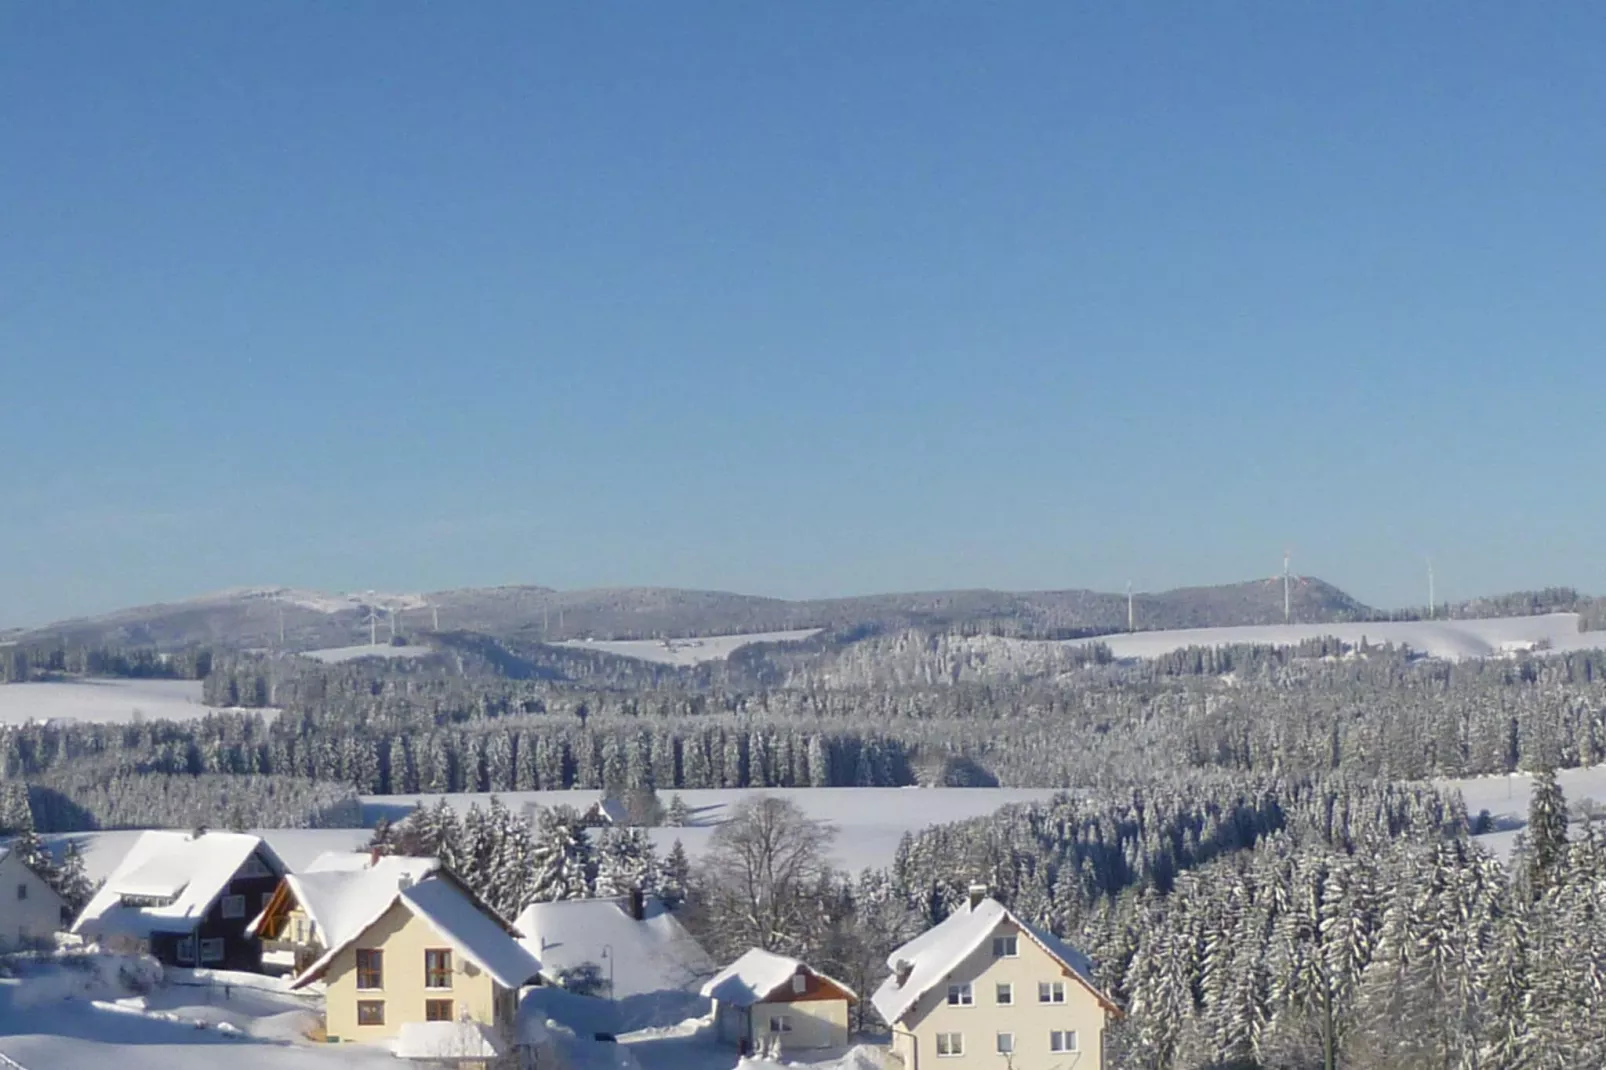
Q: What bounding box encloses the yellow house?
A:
[288,868,542,1062]
[249,852,442,976]
[701,947,857,1055]
[873,888,1120,1070]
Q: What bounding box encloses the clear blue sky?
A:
[4,3,1604,625]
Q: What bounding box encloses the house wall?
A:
[750,997,849,1051]
[324,900,510,1046]
[0,854,66,949]
[893,920,1108,1070]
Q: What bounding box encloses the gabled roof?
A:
[0,849,64,902]
[245,855,441,943]
[870,897,1118,1025]
[289,871,543,991]
[700,948,857,1007]
[72,831,284,941]
[514,895,714,998]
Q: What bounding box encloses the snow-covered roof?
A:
[870,897,1116,1026]
[394,1020,505,1061]
[291,871,543,991]
[246,855,441,944]
[515,895,714,998]
[72,830,284,941]
[700,948,857,1007]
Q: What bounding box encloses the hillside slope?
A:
[10,577,1377,651]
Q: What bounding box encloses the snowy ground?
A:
[300,643,435,663]
[364,787,1062,875]
[1069,612,1606,662]
[0,678,276,726]
[0,955,397,1070]
[1443,766,1606,861]
[620,1017,886,1070]
[553,630,822,667]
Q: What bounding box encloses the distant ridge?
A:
[11,577,1373,652]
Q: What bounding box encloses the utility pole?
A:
[1428,556,1436,619]
[1126,582,1135,633]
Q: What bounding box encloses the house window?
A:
[357,1000,385,1026]
[356,949,383,990]
[995,983,1013,1005]
[221,895,246,919]
[1050,1030,1079,1053]
[792,973,807,994]
[177,936,196,963]
[992,934,1018,958]
[238,855,271,879]
[996,1033,1015,1055]
[16,884,26,901]
[293,919,306,943]
[425,949,453,989]
[200,938,224,963]
[769,1015,793,1034]
[946,983,974,1006]
[936,1032,964,1057]
[261,892,275,909]
[1038,981,1065,1004]
[426,999,454,1022]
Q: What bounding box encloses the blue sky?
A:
[4,3,1604,625]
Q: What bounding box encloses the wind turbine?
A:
[1266,549,1309,625]
[1427,556,1436,620]
[1127,582,1135,633]
[363,606,381,647]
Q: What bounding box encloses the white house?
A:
[72,829,286,971]
[872,888,1120,1070]
[702,948,856,1055]
[0,847,67,950]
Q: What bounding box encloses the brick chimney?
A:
[967,883,988,911]
[628,888,645,921]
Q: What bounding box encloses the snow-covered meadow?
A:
[362,786,1062,874]
[1071,611,1606,662]
[0,678,273,726]
[300,643,435,664]
[1443,765,1606,862]
[554,630,822,667]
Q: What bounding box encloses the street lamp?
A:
[600,944,615,1002]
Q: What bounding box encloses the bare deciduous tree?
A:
[697,795,836,959]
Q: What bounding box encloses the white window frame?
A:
[995,982,1013,1005]
[936,1032,964,1057]
[200,937,224,963]
[946,982,974,1006]
[996,1032,1015,1055]
[992,934,1018,958]
[769,1015,793,1034]
[1050,1030,1079,1053]
[1038,980,1066,1004]
[221,894,246,919]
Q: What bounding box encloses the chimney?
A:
[369,847,383,868]
[894,959,914,987]
[628,888,645,922]
[967,883,988,911]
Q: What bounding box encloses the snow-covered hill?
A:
[1071,612,1605,662]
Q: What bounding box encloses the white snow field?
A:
[1443,765,1606,862]
[363,787,1062,874]
[300,643,435,663]
[1071,612,1606,662]
[554,629,822,667]
[0,678,275,726]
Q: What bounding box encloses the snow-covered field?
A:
[0,678,275,726]
[554,630,822,667]
[1071,612,1606,662]
[1442,765,1606,862]
[363,787,1062,874]
[49,828,371,886]
[300,643,435,663]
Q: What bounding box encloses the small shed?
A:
[700,948,856,1054]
